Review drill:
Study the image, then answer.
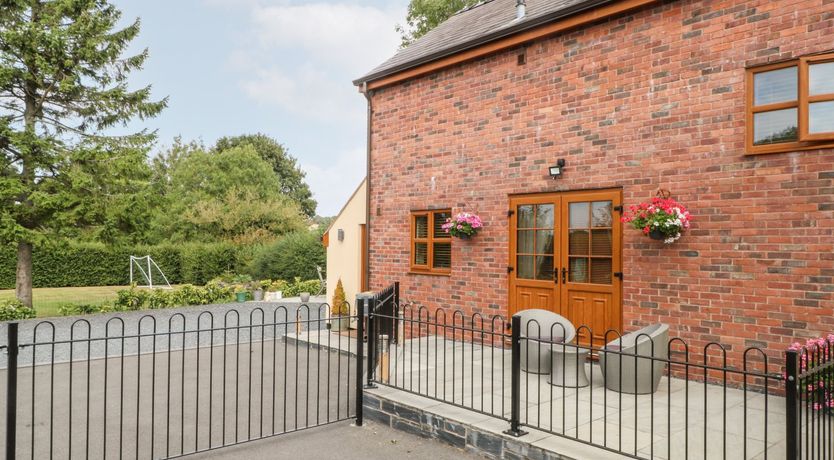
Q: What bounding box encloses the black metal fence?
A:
[0,304,362,459]
[365,301,802,460]
[366,298,510,420]
[786,338,834,460]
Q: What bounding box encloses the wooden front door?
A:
[509,190,622,344]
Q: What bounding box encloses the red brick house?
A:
[353,0,834,354]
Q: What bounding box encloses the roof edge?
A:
[354,0,643,87]
[323,177,367,236]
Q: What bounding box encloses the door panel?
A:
[509,196,561,317]
[560,190,622,345]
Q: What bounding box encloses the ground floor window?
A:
[410,209,451,274]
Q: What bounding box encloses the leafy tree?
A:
[396,0,480,47]
[152,145,306,244]
[213,134,317,218]
[0,0,166,306]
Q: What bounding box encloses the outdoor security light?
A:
[337,229,344,241]
[549,159,566,179]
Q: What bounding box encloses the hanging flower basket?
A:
[442,212,483,239]
[621,195,692,244]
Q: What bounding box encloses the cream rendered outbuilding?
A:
[324,179,367,317]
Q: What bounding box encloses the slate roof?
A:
[354,0,612,85]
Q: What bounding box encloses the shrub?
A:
[112,283,235,311]
[0,300,37,321]
[57,303,101,316]
[267,279,289,292]
[282,278,322,298]
[114,286,150,311]
[147,289,175,309]
[249,231,325,281]
[180,242,250,285]
[331,279,348,316]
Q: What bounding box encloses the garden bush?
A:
[0,241,255,289]
[249,231,325,281]
[179,243,252,286]
[57,303,101,316]
[0,300,37,321]
[282,278,322,298]
[112,282,235,311]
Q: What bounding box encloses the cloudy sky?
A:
[114,0,408,215]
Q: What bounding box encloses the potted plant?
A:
[330,279,350,331]
[441,212,483,239]
[300,292,311,303]
[252,283,264,302]
[234,287,248,303]
[266,280,286,302]
[621,196,692,244]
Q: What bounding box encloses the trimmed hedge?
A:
[0,242,251,289]
[249,231,325,282]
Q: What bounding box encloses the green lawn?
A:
[0,285,128,318]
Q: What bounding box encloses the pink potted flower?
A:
[441,212,483,239]
[621,197,692,244]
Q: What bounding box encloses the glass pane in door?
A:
[568,200,613,285]
[516,203,556,280]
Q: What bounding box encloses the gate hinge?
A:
[614,272,623,280]
[507,266,514,273]
[613,205,624,212]
[507,210,515,217]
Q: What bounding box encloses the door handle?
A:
[561,267,567,284]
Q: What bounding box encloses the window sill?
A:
[408,270,451,277]
[746,140,834,155]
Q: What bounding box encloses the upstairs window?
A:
[411,210,451,275]
[747,53,834,154]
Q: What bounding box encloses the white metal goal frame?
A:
[129,255,173,289]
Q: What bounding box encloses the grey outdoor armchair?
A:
[516,309,576,375]
[599,323,669,394]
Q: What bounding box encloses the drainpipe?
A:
[362,82,373,294]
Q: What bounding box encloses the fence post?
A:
[393,282,400,344]
[6,322,19,460]
[785,349,800,460]
[355,295,366,426]
[503,315,527,437]
[365,294,377,389]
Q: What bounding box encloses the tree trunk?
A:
[15,241,33,308]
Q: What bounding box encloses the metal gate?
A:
[0,304,363,459]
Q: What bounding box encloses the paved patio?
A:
[294,330,789,459]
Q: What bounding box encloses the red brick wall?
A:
[366,0,834,360]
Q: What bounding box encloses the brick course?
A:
[366,0,834,362]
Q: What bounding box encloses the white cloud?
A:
[216,0,403,213]
[301,146,366,216]
[240,63,363,122]
[230,1,403,121]
[251,2,402,73]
